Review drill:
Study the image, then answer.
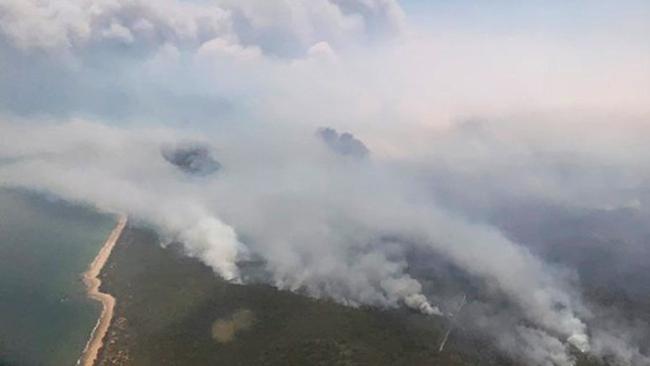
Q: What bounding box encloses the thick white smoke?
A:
[0,116,611,362]
[3,116,649,365]
[0,118,443,314]
[0,120,246,280]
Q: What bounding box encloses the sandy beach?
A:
[78,215,127,366]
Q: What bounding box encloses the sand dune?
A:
[78,215,127,366]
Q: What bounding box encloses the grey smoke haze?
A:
[0,1,649,365]
[162,143,222,176]
[317,127,370,157]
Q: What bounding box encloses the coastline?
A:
[77,215,127,366]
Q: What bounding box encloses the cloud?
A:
[197,37,262,62]
[0,0,403,56]
[306,41,338,62]
[0,0,231,50]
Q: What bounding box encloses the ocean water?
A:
[0,189,115,366]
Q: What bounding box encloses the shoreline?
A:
[77,215,127,366]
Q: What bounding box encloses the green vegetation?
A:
[97,226,513,366]
[96,226,613,366]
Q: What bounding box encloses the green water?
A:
[0,189,115,366]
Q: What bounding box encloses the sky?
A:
[0,1,649,365]
[403,0,650,38]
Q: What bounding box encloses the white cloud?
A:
[197,37,262,62]
[0,0,403,57]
